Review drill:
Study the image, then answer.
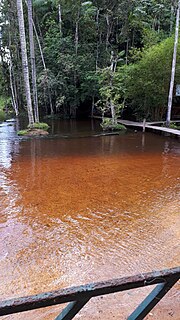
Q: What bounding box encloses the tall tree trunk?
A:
[75,10,80,55]
[25,0,54,115]
[28,0,39,122]
[166,0,180,127]
[8,17,19,116]
[32,17,46,69]
[58,3,62,36]
[96,9,100,71]
[170,4,174,34]
[9,57,19,116]
[109,51,118,125]
[105,13,113,51]
[91,95,95,117]
[13,71,19,113]
[73,7,80,118]
[125,39,129,65]
[16,0,34,126]
[31,12,53,114]
[105,13,109,50]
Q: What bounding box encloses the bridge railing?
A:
[0,266,179,320]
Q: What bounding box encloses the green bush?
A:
[28,122,50,130]
[101,117,127,131]
[17,130,29,136]
[117,37,180,121]
[0,96,6,122]
[169,122,180,130]
[0,110,5,122]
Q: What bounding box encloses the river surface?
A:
[0,120,180,319]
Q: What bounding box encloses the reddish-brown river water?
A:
[0,120,180,319]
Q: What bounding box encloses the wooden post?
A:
[143,118,146,133]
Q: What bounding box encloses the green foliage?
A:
[142,28,164,49]
[97,67,125,121]
[0,0,179,121]
[101,117,127,131]
[0,110,5,122]
[169,122,180,130]
[117,37,180,121]
[17,130,29,136]
[0,96,13,121]
[28,122,50,130]
[18,122,50,135]
[0,96,7,109]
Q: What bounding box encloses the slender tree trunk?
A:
[125,39,129,65]
[91,95,95,117]
[96,9,99,71]
[8,17,19,116]
[166,0,180,127]
[16,0,34,126]
[32,18,46,69]
[73,8,80,118]
[16,47,24,110]
[28,0,39,122]
[58,3,62,36]
[13,72,19,112]
[109,51,118,125]
[75,9,80,55]
[105,13,113,51]
[106,14,109,50]
[9,58,19,116]
[25,0,53,114]
[170,4,174,34]
[32,14,53,114]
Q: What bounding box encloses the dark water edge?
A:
[0,118,180,169]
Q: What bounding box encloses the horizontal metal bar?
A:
[55,298,90,320]
[0,267,179,316]
[128,275,179,320]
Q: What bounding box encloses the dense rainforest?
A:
[0,0,180,125]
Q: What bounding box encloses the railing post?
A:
[0,267,179,319]
[127,275,179,320]
[55,298,90,320]
[142,118,146,133]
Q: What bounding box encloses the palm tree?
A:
[16,0,34,126]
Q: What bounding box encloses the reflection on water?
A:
[0,121,19,169]
[0,119,180,319]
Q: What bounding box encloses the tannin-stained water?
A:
[0,120,180,319]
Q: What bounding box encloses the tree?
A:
[117,37,180,121]
[0,0,178,121]
[166,0,180,126]
[16,0,34,126]
[27,0,39,122]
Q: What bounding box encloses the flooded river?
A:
[0,120,180,319]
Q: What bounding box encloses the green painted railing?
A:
[0,267,179,320]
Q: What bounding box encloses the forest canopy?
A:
[0,0,179,123]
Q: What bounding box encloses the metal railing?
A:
[0,267,179,320]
